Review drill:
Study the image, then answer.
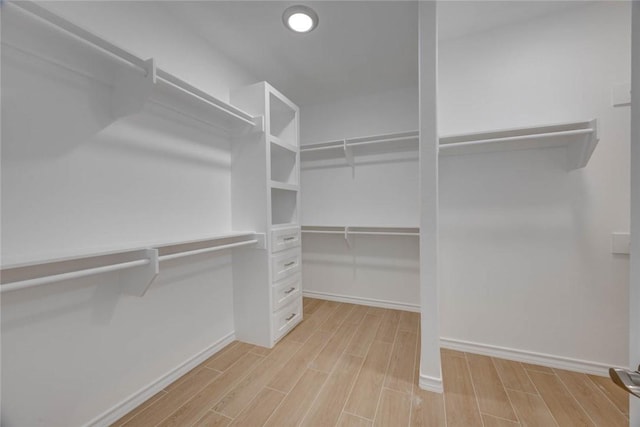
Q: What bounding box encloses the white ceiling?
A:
[164,1,591,107]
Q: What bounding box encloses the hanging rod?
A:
[348,231,420,236]
[10,0,259,131]
[1,232,265,295]
[439,128,594,151]
[301,131,419,153]
[301,226,419,237]
[155,70,256,127]
[0,259,151,293]
[159,239,259,262]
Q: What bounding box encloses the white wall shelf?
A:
[270,181,299,192]
[301,131,419,153]
[270,135,298,154]
[11,0,264,135]
[439,119,599,170]
[300,120,599,170]
[302,226,419,248]
[302,226,419,236]
[0,232,265,296]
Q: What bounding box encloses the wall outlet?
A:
[612,82,631,107]
[611,232,631,255]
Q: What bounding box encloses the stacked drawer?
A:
[270,225,302,341]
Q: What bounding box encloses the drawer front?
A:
[271,248,301,282]
[271,226,301,253]
[272,298,303,341]
[272,274,302,312]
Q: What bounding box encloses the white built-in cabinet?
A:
[1,2,302,349]
[230,82,303,347]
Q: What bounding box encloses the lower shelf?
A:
[302,225,419,237]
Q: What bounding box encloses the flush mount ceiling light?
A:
[283,5,319,33]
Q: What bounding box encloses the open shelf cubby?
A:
[270,141,298,185]
[269,92,297,146]
[271,187,298,226]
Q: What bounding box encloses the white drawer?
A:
[271,226,301,253]
[272,274,302,312]
[272,298,302,341]
[271,248,301,282]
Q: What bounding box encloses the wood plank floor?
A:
[114,298,630,427]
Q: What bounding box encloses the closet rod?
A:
[300,230,345,235]
[155,70,256,127]
[159,239,259,261]
[348,135,418,148]
[439,128,594,150]
[0,259,151,293]
[301,134,419,153]
[348,231,419,236]
[301,229,419,236]
[11,0,257,129]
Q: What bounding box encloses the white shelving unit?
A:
[0,232,264,296]
[9,0,264,135]
[5,1,302,349]
[300,120,599,170]
[231,82,302,347]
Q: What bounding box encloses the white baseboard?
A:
[440,337,614,377]
[84,332,236,427]
[419,374,443,393]
[302,290,420,312]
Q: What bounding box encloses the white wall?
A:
[1,2,256,425]
[43,1,257,104]
[301,86,418,143]
[418,1,442,392]
[629,2,639,423]
[438,2,631,370]
[300,87,421,309]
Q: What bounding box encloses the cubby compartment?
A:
[271,188,298,226]
[270,141,298,185]
[269,92,297,146]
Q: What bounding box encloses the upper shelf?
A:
[10,1,263,135]
[439,120,598,170]
[301,120,598,170]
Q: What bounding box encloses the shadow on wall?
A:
[1,253,232,331]
[2,6,232,165]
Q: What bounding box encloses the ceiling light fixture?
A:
[283,5,319,33]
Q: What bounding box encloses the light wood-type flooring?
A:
[114,298,630,427]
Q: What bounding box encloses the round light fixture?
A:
[283,5,318,33]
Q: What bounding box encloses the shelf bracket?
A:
[343,139,355,177]
[121,248,159,297]
[253,233,267,250]
[252,116,265,134]
[111,58,156,120]
[344,226,352,248]
[234,115,265,136]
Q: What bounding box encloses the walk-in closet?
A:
[1,1,638,426]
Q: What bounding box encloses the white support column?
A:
[418,0,442,393]
[629,1,640,423]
